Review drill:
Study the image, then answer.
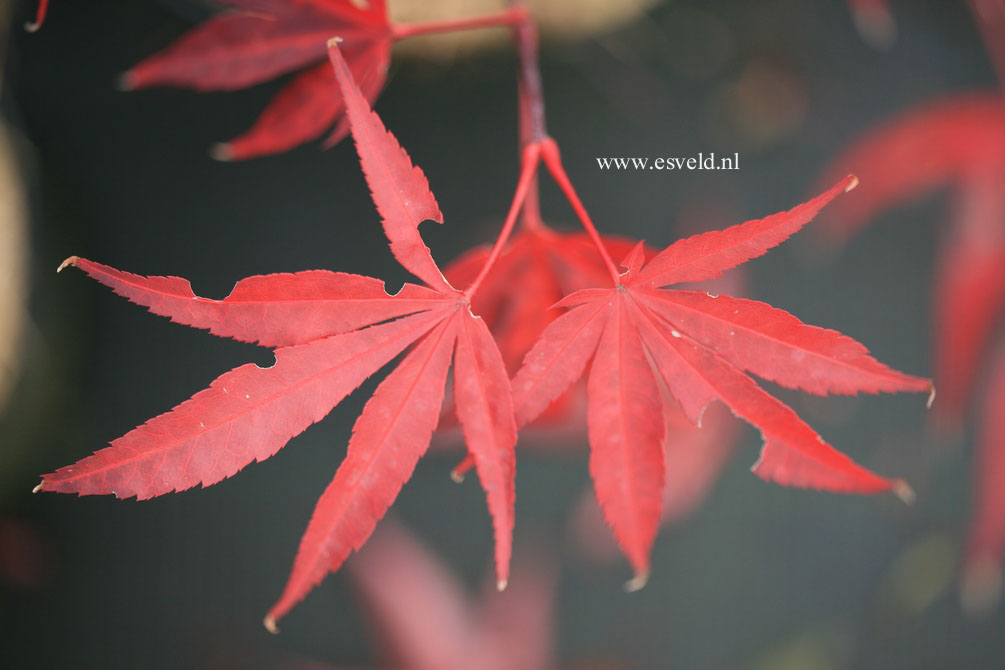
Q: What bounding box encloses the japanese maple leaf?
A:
[817,93,1005,426]
[348,519,555,670]
[446,248,745,533]
[446,260,745,558]
[120,1,527,159]
[570,270,746,564]
[37,43,517,630]
[511,174,932,584]
[121,0,393,160]
[830,0,1005,609]
[817,93,1005,609]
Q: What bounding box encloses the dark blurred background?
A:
[2,0,1002,667]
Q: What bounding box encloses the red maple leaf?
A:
[817,93,1005,608]
[448,241,747,559]
[817,94,1005,426]
[348,519,555,670]
[570,270,746,565]
[38,7,937,626]
[121,0,393,160]
[38,42,517,630]
[121,1,527,160]
[831,0,1005,611]
[511,167,932,585]
[444,237,743,546]
[446,243,747,543]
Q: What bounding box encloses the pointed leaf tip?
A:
[57,256,78,273]
[449,455,474,484]
[894,480,916,505]
[266,318,456,623]
[210,144,233,162]
[624,572,649,593]
[927,384,937,410]
[497,578,508,591]
[115,72,135,92]
[25,0,49,33]
[851,2,897,50]
[636,174,859,287]
[263,615,278,634]
[32,482,43,494]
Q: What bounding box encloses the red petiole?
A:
[539,140,622,283]
[464,143,541,300]
[452,1,623,294]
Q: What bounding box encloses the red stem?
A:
[391,6,529,41]
[539,139,622,284]
[521,175,544,231]
[394,3,549,233]
[514,7,546,230]
[512,5,548,143]
[465,143,542,299]
[517,78,545,230]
